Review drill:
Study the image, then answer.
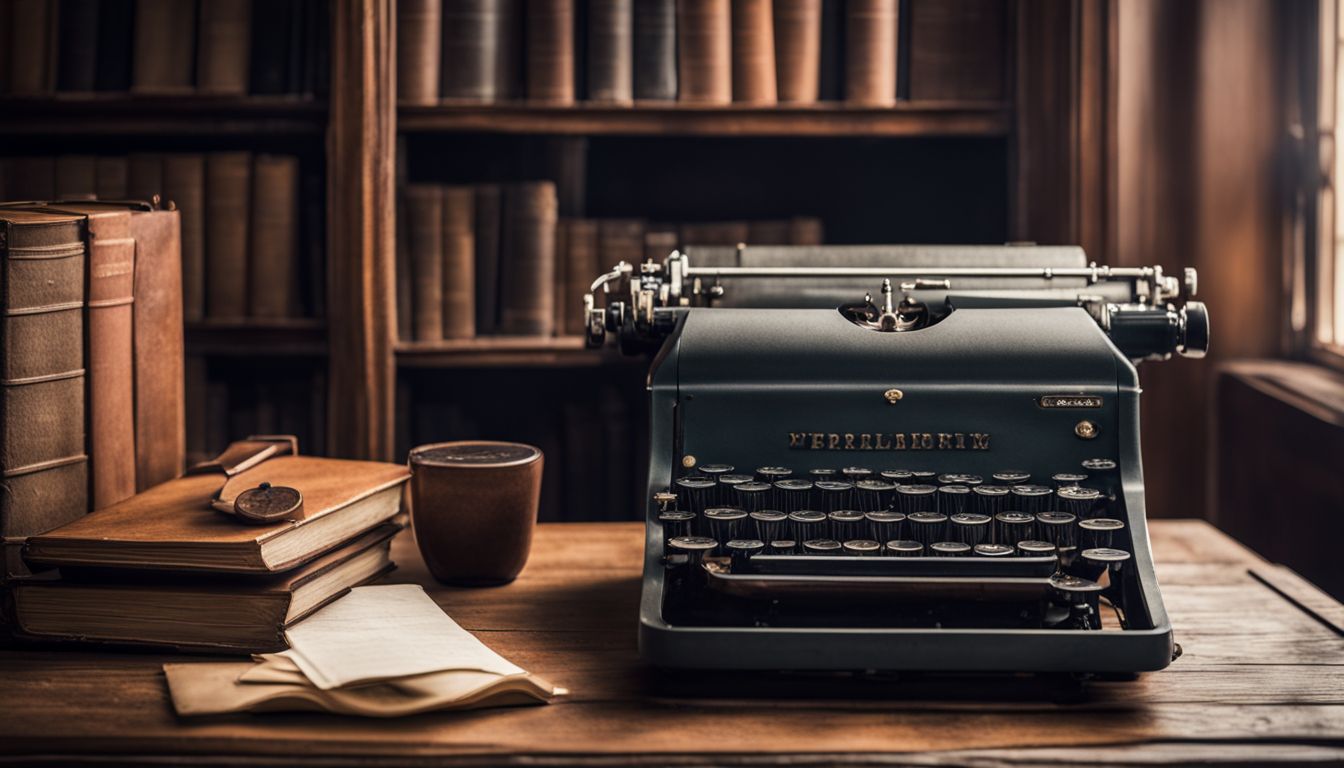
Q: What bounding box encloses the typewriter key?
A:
[880,469,914,482]
[841,466,873,481]
[658,510,696,539]
[1052,472,1088,489]
[938,473,983,487]
[1078,547,1131,582]
[814,480,854,512]
[674,477,716,516]
[974,543,1015,558]
[854,479,896,512]
[774,478,815,512]
[788,509,827,541]
[704,507,748,551]
[971,484,1011,516]
[992,470,1031,485]
[667,536,718,568]
[885,539,924,557]
[733,481,771,511]
[756,466,793,483]
[843,539,881,556]
[906,511,948,545]
[750,509,787,542]
[950,512,992,546]
[808,468,838,480]
[909,470,938,484]
[726,538,765,563]
[698,463,734,479]
[936,484,971,515]
[1049,573,1106,629]
[802,538,842,555]
[1057,486,1104,519]
[865,510,906,542]
[1010,484,1054,515]
[828,509,865,541]
[1035,512,1078,552]
[768,539,797,554]
[931,541,971,557]
[716,473,752,506]
[1078,517,1125,549]
[1017,539,1057,557]
[994,511,1035,544]
[1082,458,1120,501]
[895,483,938,514]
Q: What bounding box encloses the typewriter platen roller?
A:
[586,245,1207,674]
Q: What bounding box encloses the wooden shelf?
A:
[0,95,328,136]
[396,336,638,368]
[397,102,1012,137]
[184,319,327,357]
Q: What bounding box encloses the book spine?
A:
[54,155,97,199]
[0,216,89,536]
[525,0,574,104]
[597,218,643,278]
[844,0,897,106]
[817,0,842,100]
[746,219,790,245]
[552,219,568,335]
[248,0,294,94]
[642,227,677,262]
[95,0,134,91]
[395,187,413,341]
[563,218,599,336]
[907,0,1004,101]
[498,181,557,335]
[493,0,523,99]
[197,0,252,94]
[731,0,775,104]
[132,0,197,93]
[787,215,824,244]
[397,0,441,104]
[473,184,502,335]
[204,152,251,320]
[162,154,206,322]
[82,210,137,509]
[441,185,476,339]
[773,0,819,103]
[676,0,730,104]
[56,0,100,92]
[248,154,300,319]
[405,184,444,342]
[632,0,675,100]
[9,0,56,95]
[94,156,129,200]
[129,209,186,490]
[441,0,497,101]
[125,153,163,205]
[587,0,632,104]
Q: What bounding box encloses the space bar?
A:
[743,554,1058,578]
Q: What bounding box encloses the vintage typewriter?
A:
[583,245,1209,674]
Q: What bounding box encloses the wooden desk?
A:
[2,520,1342,765]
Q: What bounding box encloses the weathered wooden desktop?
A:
[2,520,1341,766]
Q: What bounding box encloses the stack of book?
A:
[397,0,903,106]
[0,152,324,322]
[6,448,411,653]
[1,0,329,97]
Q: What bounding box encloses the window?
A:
[1307,0,1344,362]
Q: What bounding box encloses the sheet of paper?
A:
[283,584,523,690]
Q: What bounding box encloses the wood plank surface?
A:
[1,520,1341,766]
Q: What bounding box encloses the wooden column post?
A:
[327,0,397,460]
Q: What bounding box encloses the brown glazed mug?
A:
[408,440,544,586]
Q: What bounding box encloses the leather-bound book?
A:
[908,0,1005,101]
[56,0,99,92]
[788,215,824,244]
[397,0,440,104]
[676,0,730,104]
[587,0,632,104]
[441,186,475,339]
[844,0,897,106]
[0,210,89,537]
[525,0,574,104]
[498,182,558,336]
[162,154,205,322]
[95,0,133,91]
[473,184,502,334]
[204,152,251,320]
[95,156,129,200]
[632,0,675,100]
[492,0,523,99]
[441,0,500,101]
[197,0,251,94]
[731,0,775,104]
[54,155,97,199]
[405,184,444,342]
[132,0,196,93]
[249,0,295,94]
[126,153,163,204]
[817,0,842,100]
[773,0,820,103]
[395,190,413,341]
[643,226,677,262]
[680,220,748,246]
[551,219,568,334]
[598,218,643,267]
[747,219,790,245]
[562,218,598,336]
[248,155,299,319]
[8,0,57,94]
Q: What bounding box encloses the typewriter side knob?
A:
[1179,300,1209,358]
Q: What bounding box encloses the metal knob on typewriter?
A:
[854,479,895,512]
[1051,472,1088,489]
[828,509,865,541]
[1079,517,1126,550]
[994,511,1035,545]
[750,509,787,542]
[843,539,881,556]
[974,543,1015,558]
[1077,547,1132,583]
[666,536,718,569]
[716,473,753,506]
[788,509,826,542]
[895,483,938,514]
[733,481,771,511]
[885,539,924,557]
[1010,484,1054,515]
[841,466,873,481]
[949,513,992,546]
[703,507,748,552]
[906,511,948,545]
[1048,573,1106,629]
[802,538,842,555]
[936,484,971,515]
[725,538,765,564]
[1017,539,1057,558]
[865,510,906,542]
[1057,486,1104,519]
[938,473,982,487]
[931,541,971,557]
[971,484,1011,516]
[992,470,1031,485]
[814,480,853,512]
[773,478,814,512]
[756,466,793,484]
[1035,512,1079,560]
[674,477,716,516]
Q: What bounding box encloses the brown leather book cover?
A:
[552,218,569,335]
[205,152,251,320]
[197,0,252,95]
[441,185,476,339]
[397,0,441,104]
[525,0,574,104]
[249,154,300,319]
[643,226,677,262]
[405,184,444,342]
[598,217,643,267]
[8,0,57,94]
[747,219,790,245]
[907,0,1005,102]
[845,0,897,106]
[731,0,776,104]
[126,153,163,204]
[498,182,558,335]
[773,0,820,103]
[0,209,89,538]
[94,156,129,201]
[788,215,824,245]
[395,188,414,342]
[54,155,97,200]
[162,154,206,322]
[441,0,501,101]
[26,455,410,574]
[128,208,186,491]
[562,218,599,336]
[677,0,730,104]
[680,220,748,246]
[473,184,503,335]
[587,0,632,104]
[132,0,197,93]
[632,0,675,101]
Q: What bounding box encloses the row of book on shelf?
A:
[398,0,906,106]
[0,152,323,322]
[2,0,328,97]
[395,180,823,342]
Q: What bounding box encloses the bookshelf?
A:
[0,96,327,136]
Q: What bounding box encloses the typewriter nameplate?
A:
[1038,395,1104,409]
[788,432,991,451]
